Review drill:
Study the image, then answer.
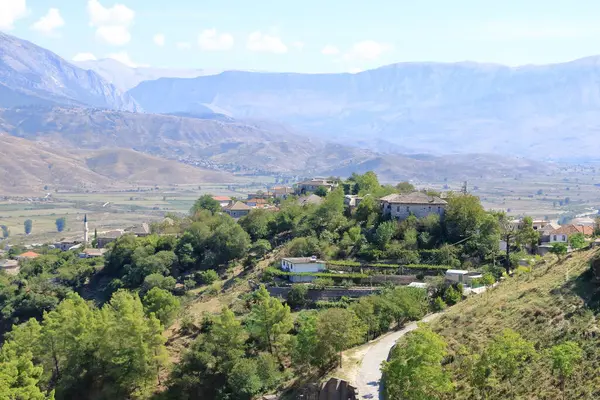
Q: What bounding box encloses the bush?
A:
[184,278,196,291]
[196,269,219,285]
[432,296,447,312]
[311,277,334,289]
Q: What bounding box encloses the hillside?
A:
[0,135,238,194]
[0,32,139,111]
[0,106,549,181]
[427,249,600,399]
[128,59,600,159]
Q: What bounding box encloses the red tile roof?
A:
[212,196,232,201]
[551,224,587,236]
[576,225,594,236]
[18,251,40,258]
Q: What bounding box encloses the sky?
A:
[3,0,600,72]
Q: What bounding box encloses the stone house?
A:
[344,195,363,208]
[271,186,294,199]
[549,224,592,243]
[223,201,252,218]
[0,259,19,275]
[295,178,338,195]
[297,194,324,206]
[380,192,447,220]
[54,240,82,251]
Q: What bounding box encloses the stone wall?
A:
[268,287,381,301]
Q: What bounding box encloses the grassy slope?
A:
[429,249,600,399]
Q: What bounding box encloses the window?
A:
[553,235,557,241]
[397,206,400,212]
[563,235,566,241]
[406,206,410,212]
[428,206,432,211]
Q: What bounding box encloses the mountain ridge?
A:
[0,32,140,112]
[128,57,600,159]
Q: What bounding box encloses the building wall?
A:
[549,234,568,243]
[382,202,446,220]
[228,210,250,218]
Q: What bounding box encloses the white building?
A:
[380,192,447,220]
[281,256,326,283]
[445,270,482,286]
[295,178,338,195]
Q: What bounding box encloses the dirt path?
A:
[353,313,441,399]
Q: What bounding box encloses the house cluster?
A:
[212,193,282,219]
[506,218,597,254]
[0,250,40,275]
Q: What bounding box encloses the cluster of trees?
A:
[0,250,103,337]
[383,327,583,400]
[166,285,431,399]
[1,291,167,399]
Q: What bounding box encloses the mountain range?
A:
[129,58,600,159]
[0,32,570,194]
[74,58,222,91]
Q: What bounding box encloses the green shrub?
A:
[196,269,219,285]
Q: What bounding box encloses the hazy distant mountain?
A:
[128,59,600,159]
[75,58,221,91]
[0,106,548,181]
[0,32,140,111]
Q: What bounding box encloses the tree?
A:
[314,186,329,197]
[143,287,180,326]
[497,213,517,274]
[287,284,309,309]
[569,233,586,250]
[550,242,568,260]
[24,219,33,235]
[55,217,66,233]
[354,195,380,229]
[293,311,320,367]
[239,209,274,241]
[0,348,54,400]
[315,308,366,368]
[444,194,486,242]
[396,181,415,193]
[96,291,168,398]
[167,308,248,398]
[0,225,9,239]
[349,171,380,195]
[550,341,582,398]
[479,329,535,393]
[374,220,396,250]
[382,325,453,400]
[516,217,539,252]
[228,359,263,399]
[142,273,176,292]
[190,194,221,215]
[246,286,293,356]
[250,239,272,259]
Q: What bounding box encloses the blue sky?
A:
[4,0,600,72]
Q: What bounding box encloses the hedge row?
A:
[326,261,450,271]
[265,268,368,279]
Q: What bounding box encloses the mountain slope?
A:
[0,106,549,181]
[128,59,600,159]
[0,134,238,194]
[75,58,221,91]
[0,32,140,111]
[428,250,600,398]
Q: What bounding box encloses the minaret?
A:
[83,214,89,243]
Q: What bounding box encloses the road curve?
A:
[353,313,441,399]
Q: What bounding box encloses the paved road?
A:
[354,313,441,399]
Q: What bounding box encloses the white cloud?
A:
[247,32,287,54]
[292,41,304,50]
[87,0,134,46]
[153,33,165,47]
[344,40,391,60]
[72,52,97,62]
[198,29,234,51]
[31,8,64,36]
[349,68,363,74]
[321,45,340,56]
[0,0,28,30]
[107,51,147,68]
[176,41,191,50]
[95,25,131,45]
